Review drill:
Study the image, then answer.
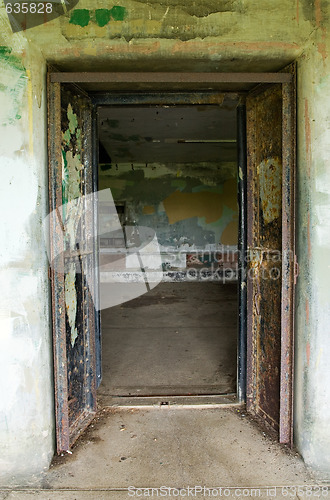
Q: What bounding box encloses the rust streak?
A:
[315,0,322,28]
[307,213,312,258]
[296,0,299,24]
[306,299,310,324]
[318,42,327,62]
[61,42,161,58]
[304,99,311,178]
[106,41,161,55]
[171,41,299,55]
[306,342,311,366]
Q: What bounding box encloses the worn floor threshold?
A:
[98,393,240,407]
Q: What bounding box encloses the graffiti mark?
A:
[69,9,90,27]
[95,9,112,27]
[111,6,127,21]
[70,7,127,27]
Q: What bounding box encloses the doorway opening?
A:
[96,101,239,402]
[47,70,295,453]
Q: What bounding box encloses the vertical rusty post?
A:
[280,72,296,446]
[82,100,98,417]
[246,93,257,414]
[92,105,102,388]
[47,75,70,452]
[237,103,248,403]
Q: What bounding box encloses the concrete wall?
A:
[294,5,330,476]
[0,0,330,483]
[0,41,54,484]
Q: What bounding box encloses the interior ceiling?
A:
[86,82,251,92]
[98,103,238,164]
[52,56,295,76]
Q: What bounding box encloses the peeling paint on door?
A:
[258,157,282,224]
[65,263,78,347]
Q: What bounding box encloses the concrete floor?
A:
[1,282,324,498]
[99,282,237,398]
[0,406,319,498]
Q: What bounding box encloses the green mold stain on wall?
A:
[0,47,27,125]
[69,9,91,27]
[0,46,25,72]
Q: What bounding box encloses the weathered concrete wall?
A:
[0,0,330,483]
[294,2,330,476]
[0,41,54,484]
[7,0,312,71]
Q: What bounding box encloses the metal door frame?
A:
[48,78,98,452]
[48,70,295,446]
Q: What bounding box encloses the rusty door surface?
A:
[246,71,295,445]
[48,79,97,452]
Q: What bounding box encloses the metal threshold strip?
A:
[99,394,241,408]
[50,72,292,84]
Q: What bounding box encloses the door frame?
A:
[47,78,98,452]
[48,70,295,449]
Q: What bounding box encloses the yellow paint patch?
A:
[143,205,155,215]
[84,46,98,56]
[221,219,238,245]
[146,20,162,34]
[221,178,237,212]
[105,179,127,191]
[163,178,237,225]
[315,348,323,369]
[163,191,221,224]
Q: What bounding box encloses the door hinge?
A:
[48,266,52,280]
[294,255,299,284]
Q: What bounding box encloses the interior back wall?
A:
[99,162,238,251]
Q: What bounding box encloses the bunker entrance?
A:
[47,70,295,453]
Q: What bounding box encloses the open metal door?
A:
[246,66,296,445]
[48,77,98,452]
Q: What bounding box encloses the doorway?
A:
[47,70,295,453]
[96,101,239,401]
